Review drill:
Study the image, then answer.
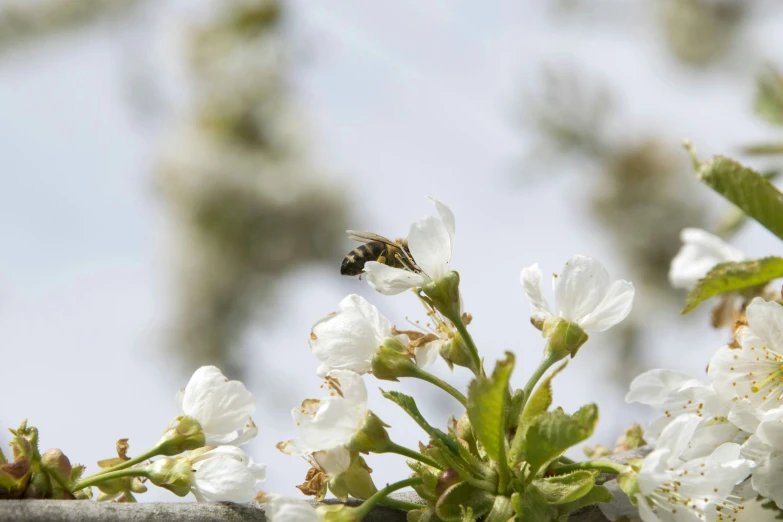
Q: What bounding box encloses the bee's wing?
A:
[346,230,398,247]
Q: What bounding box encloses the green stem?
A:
[385,441,443,470]
[72,444,163,492]
[509,352,561,462]
[378,497,424,511]
[551,460,630,476]
[452,317,483,377]
[353,477,424,519]
[71,468,150,492]
[410,367,467,407]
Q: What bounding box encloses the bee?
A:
[341,230,414,276]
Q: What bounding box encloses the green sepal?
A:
[407,508,437,522]
[156,416,206,455]
[682,257,783,313]
[435,482,495,522]
[422,271,461,323]
[371,337,418,382]
[532,470,598,505]
[543,318,588,359]
[524,405,599,477]
[440,332,479,375]
[345,412,391,454]
[511,486,557,522]
[466,352,514,464]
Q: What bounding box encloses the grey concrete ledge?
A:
[2,449,651,521]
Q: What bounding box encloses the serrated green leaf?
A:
[682,257,783,313]
[555,484,613,520]
[381,389,463,457]
[516,361,569,442]
[524,405,599,477]
[511,487,557,522]
[533,470,598,505]
[694,155,783,241]
[435,482,495,522]
[467,352,515,464]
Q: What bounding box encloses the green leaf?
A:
[524,405,599,477]
[693,155,783,241]
[466,352,515,464]
[484,495,514,522]
[533,470,598,505]
[742,143,783,156]
[511,487,557,522]
[516,361,569,442]
[555,485,613,521]
[682,257,783,313]
[381,389,463,457]
[755,67,783,126]
[435,482,495,522]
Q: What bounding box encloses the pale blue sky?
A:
[1,0,782,501]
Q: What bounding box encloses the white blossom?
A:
[187,446,266,503]
[635,415,752,522]
[288,370,369,454]
[310,294,411,377]
[520,255,634,333]
[176,366,257,446]
[709,298,783,412]
[740,406,783,506]
[669,228,744,290]
[625,369,743,457]
[364,197,455,295]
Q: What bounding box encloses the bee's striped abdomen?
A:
[340,241,387,276]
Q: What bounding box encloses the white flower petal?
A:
[312,446,351,477]
[179,366,256,445]
[192,455,263,502]
[577,279,634,332]
[746,297,783,354]
[751,454,783,505]
[554,256,611,324]
[428,197,455,251]
[634,493,659,522]
[656,414,701,462]
[364,261,428,295]
[309,294,392,376]
[668,228,744,290]
[414,339,441,369]
[520,263,553,323]
[728,399,761,433]
[626,369,702,409]
[408,215,452,280]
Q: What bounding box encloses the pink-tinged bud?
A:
[41,449,73,487]
[0,457,31,499]
[435,467,461,497]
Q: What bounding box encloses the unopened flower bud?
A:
[156,416,206,456]
[439,333,478,374]
[0,457,31,499]
[422,271,461,322]
[435,467,461,497]
[41,449,72,488]
[146,458,193,497]
[371,338,418,381]
[345,412,391,454]
[542,317,588,360]
[21,469,51,499]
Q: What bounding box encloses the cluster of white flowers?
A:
[604,228,783,522]
[170,365,266,502]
